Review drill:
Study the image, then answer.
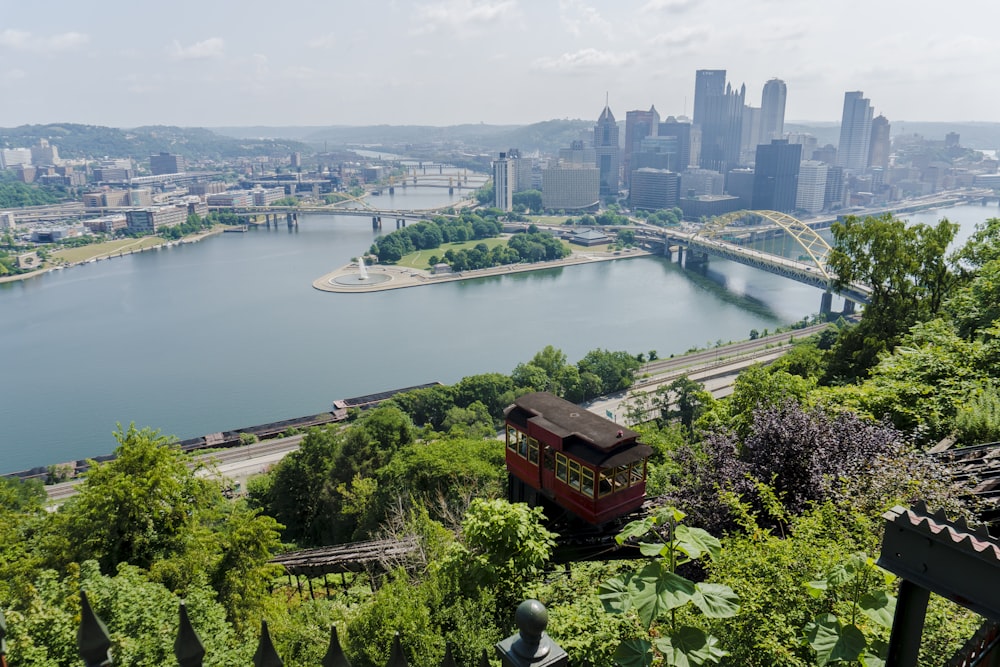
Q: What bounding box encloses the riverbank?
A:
[312,247,652,293]
[0,227,225,284]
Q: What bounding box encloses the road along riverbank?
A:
[312,247,652,293]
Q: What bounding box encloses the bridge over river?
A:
[635,210,873,311]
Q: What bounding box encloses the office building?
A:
[541,165,600,210]
[623,106,659,188]
[493,152,515,211]
[0,212,15,230]
[633,136,680,173]
[657,117,692,171]
[693,69,727,126]
[30,139,60,166]
[206,191,253,207]
[796,161,828,214]
[699,81,745,174]
[506,148,533,193]
[559,140,596,166]
[740,105,761,165]
[1,148,32,169]
[679,194,741,220]
[629,168,680,211]
[837,92,874,171]
[752,139,802,212]
[825,166,846,209]
[681,169,725,197]
[594,104,620,196]
[125,206,187,234]
[868,114,891,170]
[726,168,755,208]
[252,187,286,206]
[759,78,787,142]
[149,152,186,176]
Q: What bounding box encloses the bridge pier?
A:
[843,299,856,315]
[685,249,709,268]
[396,219,401,229]
[372,216,381,230]
[820,291,833,316]
[388,186,394,195]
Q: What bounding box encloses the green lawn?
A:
[395,237,509,269]
[52,237,168,264]
[527,215,573,226]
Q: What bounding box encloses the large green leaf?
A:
[862,639,889,667]
[654,626,728,667]
[613,639,653,667]
[638,541,669,557]
[674,525,722,561]
[859,590,897,629]
[804,614,867,666]
[617,516,656,545]
[632,563,695,629]
[598,574,633,615]
[691,582,740,619]
[804,579,828,599]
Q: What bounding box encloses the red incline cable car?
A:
[504,392,653,526]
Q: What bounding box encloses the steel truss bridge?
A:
[641,210,872,305]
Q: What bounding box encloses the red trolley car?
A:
[504,392,653,526]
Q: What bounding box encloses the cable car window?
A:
[543,449,554,471]
[527,438,539,465]
[581,468,595,498]
[506,426,519,451]
[630,461,645,485]
[599,471,614,497]
[568,460,581,490]
[614,465,629,490]
[518,434,528,458]
[555,453,568,482]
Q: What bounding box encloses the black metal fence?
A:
[0,593,565,667]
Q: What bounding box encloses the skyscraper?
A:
[752,139,802,212]
[837,92,874,171]
[796,160,828,214]
[699,81,745,174]
[657,117,692,172]
[593,103,620,197]
[759,78,787,143]
[492,152,514,211]
[623,106,659,188]
[868,115,891,171]
[693,69,726,126]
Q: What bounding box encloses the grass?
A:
[394,237,509,270]
[527,215,573,226]
[51,237,169,264]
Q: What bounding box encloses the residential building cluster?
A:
[491,69,999,219]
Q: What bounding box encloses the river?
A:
[1,192,997,473]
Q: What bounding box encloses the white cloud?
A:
[649,25,709,49]
[307,33,337,49]
[2,68,27,81]
[532,48,638,72]
[641,0,699,13]
[169,37,225,60]
[0,29,89,52]
[558,0,612,38]
[413,0,518,35]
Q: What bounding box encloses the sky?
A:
[1,0,998,129]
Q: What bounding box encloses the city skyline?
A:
[0,0,997,129]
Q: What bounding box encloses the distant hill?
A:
[214,119,595,154]
[0,124,310,160]
[786,121,1000,150]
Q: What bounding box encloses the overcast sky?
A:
[1,0,997,128]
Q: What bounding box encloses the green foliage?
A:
[703,364,813,438]
[0,176,65,208]
[578,348,642,397]
[802,553,895,666]
[599,507,738,667]
[954,384,1000,444]
[656,376,716,431]
[512,189,543,213]
[370,212,502,264]
[47,424,217,572]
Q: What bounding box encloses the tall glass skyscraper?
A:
[594,104,620,196]
[759,78,787,142]
[837,91,874,171]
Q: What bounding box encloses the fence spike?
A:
[174,602,205,667]
[321,626,352,667]
[386,632,408,667]
[78,591,113,667]
[478,648,490,667]
[439,642,458,667]
[252,620,283,667]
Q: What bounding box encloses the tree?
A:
[656,376,715,430]
[577,349,641,397]
[49,424,216,572]
[826,214,958,380]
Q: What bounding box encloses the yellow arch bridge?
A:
[638,210,872,310]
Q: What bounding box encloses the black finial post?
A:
[385,632,408,667]
[252,620,283,667]
[495,600,567,667]
[78,591,113,667]
[321,626,352,667]
[439,643,458,667]
[174,602,205,667]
